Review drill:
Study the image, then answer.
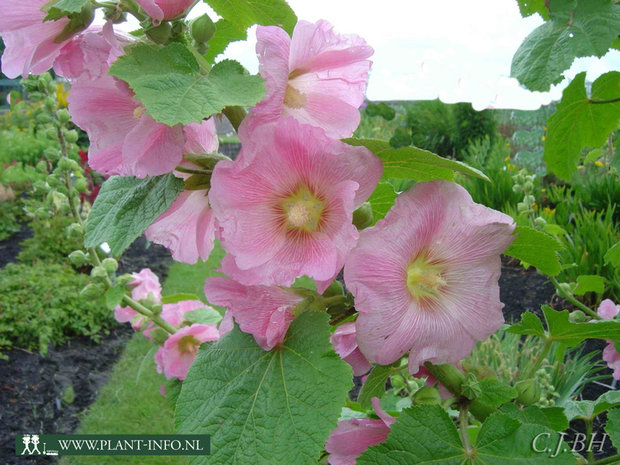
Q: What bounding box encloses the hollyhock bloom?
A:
[160,300,210,327]
[0,0,70,78]
[136,0,194,23]
[54,22,130,82]
[209,118,382,292]
[331,322,372,376]
[325,398,394,465]
[68,74,217,177]
[155,323,220,380]
[598,299,620,380]
[218,310,235,338]
[129,268,162,302]
[204,276,303,350]
[345,181,515,374]
[248,20,373,139]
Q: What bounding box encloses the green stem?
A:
[589,97,620,105]
[121,296,176,334]
[222,106,247,132]
[174,166,212,176]
[459,405,474,462]
[589,454,620,465]
[118,0,147,21]
[523,339,552,381]
[329,307,356,326]
[585,419,594,463]
[551,277,602,320]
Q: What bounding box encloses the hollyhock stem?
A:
[118,0,148,21]
[174,166,212,175]
[222,106,246,132]
[459,406,474,459]
[551,277,602,320]
[588,454,620,465]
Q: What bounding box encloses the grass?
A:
[61,245,225,465]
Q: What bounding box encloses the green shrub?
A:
[18,215,84,264]
[0,200,24,241]
[0,262,116,355]
[0,127,57,167]
[405,99,456,157]
[452,102,497,156]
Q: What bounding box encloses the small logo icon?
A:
[17,434,57,456]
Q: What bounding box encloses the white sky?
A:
[115,0,620,110]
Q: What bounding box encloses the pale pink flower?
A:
[209,118,382,292]
[160,300,210,327]
[155,323,220,380]
[218,310,235,337]
[597,299,620,380]
[136,0,195,23]
[68,74,216,177]
[0,0,70,78]
[54,22,130,82]
[325,398,394,465]
[130,268,162,302]
[344,181,515,374]
[331,322,372,376]
[597,299,620,321]
[247,20,373,139]
[204,276,303,351]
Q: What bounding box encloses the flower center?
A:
[177,335,199,354]
[283,84,307,109]
[406,255,446,300]
[281,186,324,232]
[133,106,145,119]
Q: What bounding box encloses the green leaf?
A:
[205,20,248,63]
[584,147,603,164]
[184,307,223,325]
[504,226,563,276]
[563,390,620,421]
[344,138,489,182]
[367,182,397,224]
[204,0,297,35]
[605,240,620,266]
[517,0,550,19]
[358,406,575,464]
[508,306,620,346]
[500,404,569,432]
[175,311,352,465]
[50,0,87,12]
[470,378,518,420]
[358,365,392,409]
[103,286,126,310]
[511,0,620,91]
[85,174,184,256]
[606,408,620,451]
[544,71,620,180]
[573,274,606,295]
[161,293,202,304]
[110,43,265,126]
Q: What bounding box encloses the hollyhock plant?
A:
[0,0,70,78]
[204,276,303,350]
[155,323,220,380]
[246,20,373,140]
[68,74,218,177]
[114,268,163,327]
[598,299,620,380]
[345,181,515,374]
[209,118,382,292]
[136,0,195,24]
[160,300,211,327]
[331,322,372,376]
[325,397,394,465]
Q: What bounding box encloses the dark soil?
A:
[0,223,32,269]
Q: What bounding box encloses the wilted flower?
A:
[345,181,515,374]
[209,118,382,292]
[331,322,372,376]
[245,19,373,139]
[204,276,303,351]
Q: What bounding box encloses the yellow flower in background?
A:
[56,83,69,109]
[543,207,555,215]
[594,160,604,167]
[577,165,584,170]
[541,135,546,142]
[503,155,510,161]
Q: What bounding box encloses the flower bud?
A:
[146,22,172,45]
[66,222,84,237]
[74,177,88,193]
[568,310,586,323]
[90,266,108,281]
[512,184,522,193]
[534,217,546,227]
[81,283,104,298]
[37,113,52,124]
[64,129,79,143]
[35,207,52,220]
[68,250,90,267]
[36,160,49,174]
[523,181,534,192]
[191,14,216,44]
[517,202,528,213]
[54,2,95,43]
[57,109,71,124]
[116,274,134,286]
[515,378,541,405]
[322,280,344,298]
[461,372,481,400]
[44,147,61,161]
[557,282,572,296]
[45,127,58,139]
[102,258,119,274]
[413,386,442,405]
[353,202,374,230]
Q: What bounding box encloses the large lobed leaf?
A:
[175,311,352,465]
[511,0,620,91]
[204,0,297,35]
[84,174,184,256]
[358,405,576,464]
[110,43,265,126]
[204,20,248,63]
[504,226,563,276]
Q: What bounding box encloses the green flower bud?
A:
[322,280,344,298]
[146,22,172,45]
[68,250,90,267]
[524,194,535,204]
[36,113,52,124]
[36,160,49,174]
[90,266,108,281]
[568,310,586,323]
[517,202,528,213]
[35,207,52,220]
[33,180,48,191]
[64,129,79,143]
[44,96,57,110]
[44,147,61,161]
[58,157,73,172]
[74,177,89,193]
[47,175,61,187]
[523,181,534,192]
[557,282,572,296]
[102,258,119,274]
[534,217,546,227]
[116,274,134,286]
[515,378,541,405]
[413,386,442,405]
[81,283,104,298]
[512,184,522,193]
[57,109,71,124]
[45,127,58,139]
[191,14,216,44]
[461,373,482,400]
[390,374,406,389]
[66,222,84,237]
[353,202,374,230]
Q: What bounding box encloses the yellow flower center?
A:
[133,106,145,119]
[281,186,325,232]
[177,335,199,354]
[406,255,446,300]
[283,84,307,109]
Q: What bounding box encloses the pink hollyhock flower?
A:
[218,310,234,337]
[597,299,620,380]
[0,0,70,78]
[68,74,216,177]
[155,323,220,380]
[344,181,515,374]
[160,300,210,327]
[54,22,130,82]
[325,398,394,465]
[209,118,382,292]
[136,0,194,23]
[130,268,162,302]
[204,276,303,351]
[331,322,372,376]
[248,20,373,139]
[597,299,620,321]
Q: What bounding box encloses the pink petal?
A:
[160,324,219,380]
[325,417,390,465]
[598,299,619,320]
